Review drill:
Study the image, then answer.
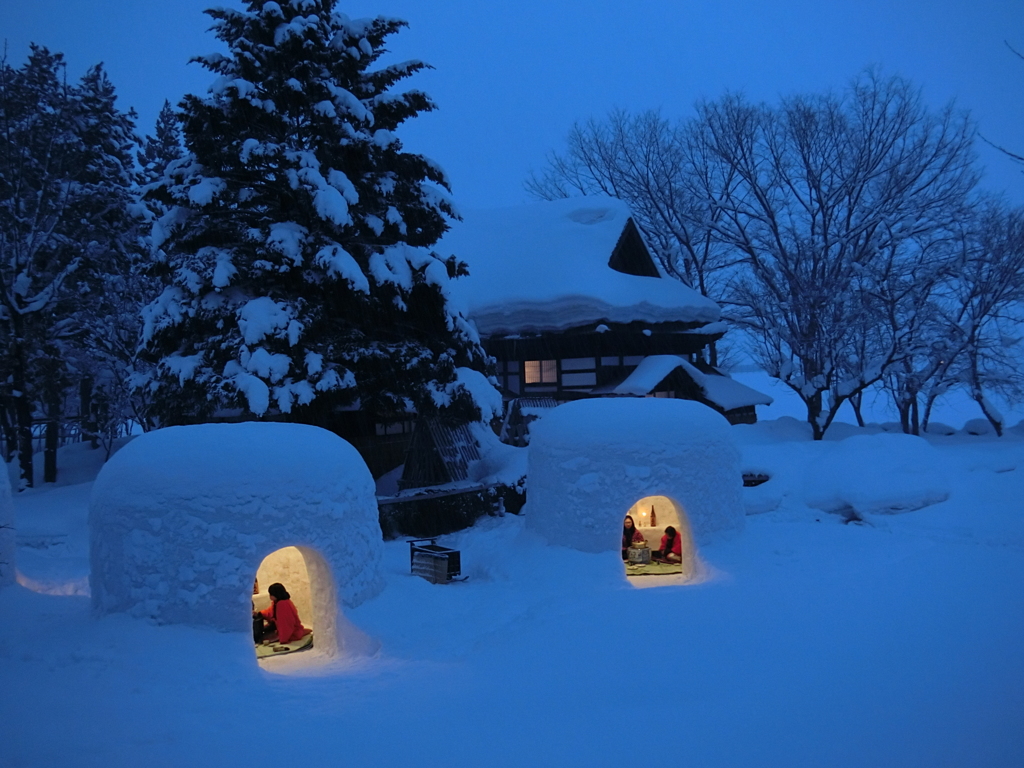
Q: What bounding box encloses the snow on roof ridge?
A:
[613,355,774,411]
[440,196,720,334]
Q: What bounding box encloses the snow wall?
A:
[89,423,384,653]
[0,459,13,587]
[526,399,744,552]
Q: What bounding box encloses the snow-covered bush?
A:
[802,433,949,516]
[89,423,383,652]
[962,418,996,436]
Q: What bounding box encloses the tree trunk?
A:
[805,391,826,440]
[44,418,58,483]
[80,377,97,449]
[849,391,865,428]
[974,393,1004,437]
[921,392,938,433]
[897,399,911,434]
[0,399,16,463]
[42,366,62,483]
[910,395,920,436]
[10,326,33,489]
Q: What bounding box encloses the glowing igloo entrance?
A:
[252,546,335,661]
[622,496,697,581]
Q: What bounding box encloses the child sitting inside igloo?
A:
[253,582,312,646]
[653,526,683,563]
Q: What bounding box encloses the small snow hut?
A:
[89,423,384,656]
[526,399,743,573]
[0,463,14,588]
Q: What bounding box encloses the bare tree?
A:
[692,72,978,438]
[981,42,1024,172]
[526,110,746,365]
[918,201,1024,435]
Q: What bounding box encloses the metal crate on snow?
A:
[409,538,463,584]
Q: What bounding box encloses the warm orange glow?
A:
[254,546,313,629]
[624,495,697,581]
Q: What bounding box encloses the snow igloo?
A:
[89,422,384,657]
[526,398,743,579]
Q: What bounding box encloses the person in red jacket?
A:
[254,582,311,645]
[654,525,683,563]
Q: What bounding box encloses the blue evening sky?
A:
[4,0,1022,208]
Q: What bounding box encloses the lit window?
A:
[525,360,557,384]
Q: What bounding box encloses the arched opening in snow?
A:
[252,546,339,666]
[622,495,697,583]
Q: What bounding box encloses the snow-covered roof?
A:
[439,196,721,336]
[610,356,774,411]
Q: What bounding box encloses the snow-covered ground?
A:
[3,422,1023,767]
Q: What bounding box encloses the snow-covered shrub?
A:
[962,418,995,436]
[526,398,743,552]
[89,423,383,653]
[924,422,957,436]
[802,433,950,516]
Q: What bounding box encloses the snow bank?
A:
[89,423,383,652]
[440,197,720,335]
[802,434,950,516]
[526,399,743,552]
[0,460,13,587]
[962,418,995,436]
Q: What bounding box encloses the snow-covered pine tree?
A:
[75,101,189,445]
[0,47,138,486]
[138,100,185,187]
[142,0,496,431]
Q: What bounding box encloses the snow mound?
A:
[962,418,995,436]
[526,398,743,552]
[0,460,13,587]
[802,433,950,516]
[89,423,383,650]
